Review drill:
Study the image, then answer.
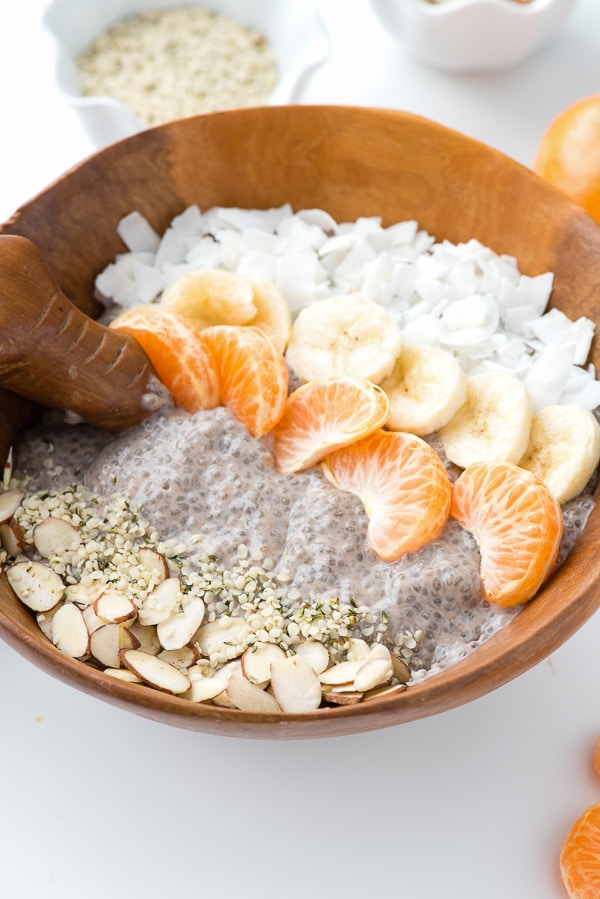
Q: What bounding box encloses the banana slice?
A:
[160,269,292,352]
[439,370,532,468]
[519,405,600,503]
[160,268,256,327]
[251,279,292,354]
[381,344,467,436]
[285,294,402,384]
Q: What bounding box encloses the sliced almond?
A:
[33,517,81,557]
[363,683,408,701]
[354,657,393,692]
[346,637,371,661]
[157,596,205,651]
[318,659,365,686]
[120,648,191,694]
[194,617,251,660]
[82,602,106,635]
[51,603,90,658]
[3,447,13,489]
[366,642,392,662]
[391,652,411,684]
[270,656,322,713]
[137,546,168,582]
[129,620,161,655]
[321,690,364,706]
[0,519,26,555]
[184,660,238,703]
[103,668,143,683]
[0,488,24,524]
[138,576,182,625]
[90,623,138,668]
[157,645,199,669]
[65,582,104,609]
[241,641,287,685]
[226,671,282,713]
[292,640,330,675]
[7,560,65,611]
[36,600,65,640]
[211,690,237,708]
[93,589,138,625]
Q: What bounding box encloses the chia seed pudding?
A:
[3,204,599,709]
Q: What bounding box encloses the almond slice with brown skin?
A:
[319,659,366,686]
[0,519,25,555]
[227,671,282,713]
[292,640,330,675]
[241,641,287,685]
[354,657,393,692]
[93,589,138,625]
[391,652,411,684]
[103,668,143,683]
[0,488,24,524]
[321,690,364,706]
[137,546,168,582]
[36,601,65,640]
[362,683,408,701]
[65,582,104,609]
[82,602,106,635]
[346,637,371,661]
[33,517,81,557]
[270,656,322,713]
[157,645,199,670]
[7,560,65,611]
[184,660,237,703]
[90,623,139,668]
[51,603,90,659]
[157,596,205,651]
[120,649,191,694]
[129,621,161,655]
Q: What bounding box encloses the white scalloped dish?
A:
[42,0,330,146]
[370,0,579,72]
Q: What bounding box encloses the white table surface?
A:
[1,2,600,897]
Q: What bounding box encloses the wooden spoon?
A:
[0,234,164,436]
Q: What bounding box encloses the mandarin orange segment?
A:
[199,325,288,438]
[110,305,219,413]
[322,430,452,562]
[560,803,600,899]
[451,461,563,608]
[272,377,390,473]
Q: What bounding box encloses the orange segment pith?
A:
[199,325,288,438]
[451,461,563,608]
[110,305,219,413]
[322,430,452,562]
[272,377,390,473]
[560,803,600,899]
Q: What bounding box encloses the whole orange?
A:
[534,94,600,224]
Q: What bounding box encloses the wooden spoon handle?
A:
[0,235,164,432]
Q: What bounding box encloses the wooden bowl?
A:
[1,105,600,739]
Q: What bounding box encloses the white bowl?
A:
[370,0,579,72]
[42,0,330,147]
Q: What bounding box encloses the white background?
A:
[1,2,600,897]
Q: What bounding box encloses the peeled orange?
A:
[272,377,390,473]
[322,429,452,562]
[110,305,219,413]
[451,461,563,607]
[560,803,600,898]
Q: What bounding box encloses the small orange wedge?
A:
[451,461,563,607]
[272,377,390,473]
[110,305,219,413]
[199,325,288,437]
[322,430,452,562]
[560,803,600,898]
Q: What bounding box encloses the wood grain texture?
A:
[1,106,600,739]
